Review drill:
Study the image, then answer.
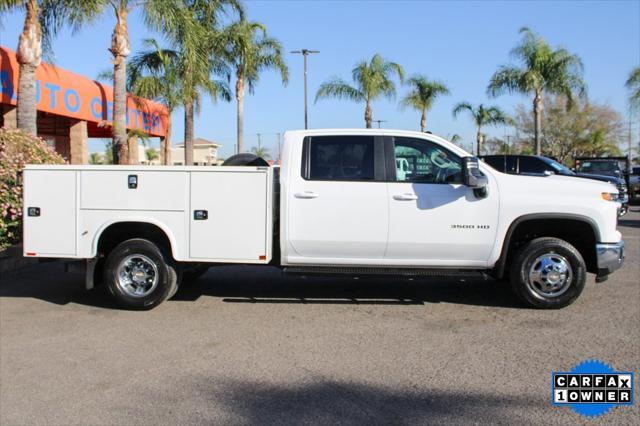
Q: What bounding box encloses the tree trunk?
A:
[236,71,245,153]
[16,0,41,136]
[533,91,543,156]
[184,101,194,166]
[420,109,427,132]
[110,6,131,164]
[476,128,483,156]
[364,100,373,128]
[161,114,172,165]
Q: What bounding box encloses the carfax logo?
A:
[552,359,634,417]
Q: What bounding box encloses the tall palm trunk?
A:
[420,109,427,132]
[236,69,245,153]
[533,91,543,155]
[476,127,483,156]
[184,101,194,165]
[16,0,41,136]
[161,114,172,165]
[364,99,373,128]
[110,5,131,164]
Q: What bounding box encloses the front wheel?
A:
[103,238,178,309]
[510,237,586,309]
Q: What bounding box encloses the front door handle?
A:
[294,191,319,199]
[393,193,418,201]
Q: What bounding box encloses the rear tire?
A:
[510,237,586,309]
[103,238,177,309]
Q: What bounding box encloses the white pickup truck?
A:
[22,129,625,309]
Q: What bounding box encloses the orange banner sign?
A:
[1,46,168,137]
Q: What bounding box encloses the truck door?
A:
[385,136,499,266]
[286,135,388,261]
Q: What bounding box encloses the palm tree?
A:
[400,74,449,132]
[69,0,237,164]
[487,27,585,155]
[316,54,404,129]
[452,102,510,155]
[105,0,190,164]
[626,67,640,112]
[145,147,159,162]
[1,0,102,135]
[128,40,183,165]
[128,1,239,166]
[250,145,270,160]
[89,152,103,164]
[448,134,463,145]
[218,19,288,154]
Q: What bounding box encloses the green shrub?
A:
[0,128,65,251]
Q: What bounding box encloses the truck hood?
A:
[495,172,618,194]
[574,172,625,185]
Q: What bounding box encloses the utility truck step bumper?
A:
[284,266,489,279]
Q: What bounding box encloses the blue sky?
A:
[1,0,639,157]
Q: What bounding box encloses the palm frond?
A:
[452,101,473,118]
[402,74,449,111]
[487,66,530,97]
[626,67,640,110]
[96,68,114,82]
[315,78,364,103]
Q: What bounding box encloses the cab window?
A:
[303,136,376,181]
[392,137,462,184]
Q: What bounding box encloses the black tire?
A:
[166,264,181,299]
[510,237,586,309]
[222,153,269,167]
[103,238,178,309]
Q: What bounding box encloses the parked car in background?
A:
[630,166,640,201]
[481,154,628,216]
[574,157,629,180]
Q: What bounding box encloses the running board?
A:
[283,266,490,279]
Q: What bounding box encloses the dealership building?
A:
[0,46,168,164]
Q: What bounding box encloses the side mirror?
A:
[462,157,488,198]
[462,157,488,188]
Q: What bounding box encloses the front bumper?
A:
[596,240,625,276]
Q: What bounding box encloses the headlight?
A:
[601,192,620,202]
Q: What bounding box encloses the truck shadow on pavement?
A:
[0,263,523,309]
[174,265,523,309]
[188,378,541,425]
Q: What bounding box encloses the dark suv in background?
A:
[480,155,629,215]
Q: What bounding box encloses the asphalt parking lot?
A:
[1,210,638,425]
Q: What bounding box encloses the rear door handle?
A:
[393,193,418,201]
[294,191,319,199]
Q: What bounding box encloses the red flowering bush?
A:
[0,128,65,251]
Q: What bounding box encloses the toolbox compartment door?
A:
[23,170,77,256]
[190,170,270,262]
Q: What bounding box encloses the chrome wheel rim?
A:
[527,253,572,299]
[116,254,159,298]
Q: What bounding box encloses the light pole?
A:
[373,119,387,129]
[291,49,320,129]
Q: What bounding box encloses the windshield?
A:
[577,161,620,173]
[540,157,574,175]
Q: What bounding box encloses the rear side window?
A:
[303,136,375,181]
